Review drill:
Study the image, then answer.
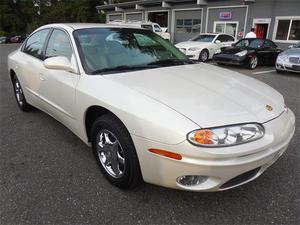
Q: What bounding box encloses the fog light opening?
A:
[176,175,208,187]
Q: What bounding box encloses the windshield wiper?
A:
[91,65,158,75]
[147,58,194,66]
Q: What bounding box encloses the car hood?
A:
[282,48,300,56]
[222,47,248,54]
[104,64,284,128]
[175,41,210,49]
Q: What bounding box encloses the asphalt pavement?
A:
[0,44,299,225]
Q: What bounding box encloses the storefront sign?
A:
[219,12,232,20]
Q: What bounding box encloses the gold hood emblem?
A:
[266,104,273,111]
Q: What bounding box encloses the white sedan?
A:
[175,33,235,62]
[8,24,295,191]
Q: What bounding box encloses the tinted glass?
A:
[24,29,49,59]
[263,40,277,49]
[216,35,233,42]
[45,29,73,60]
[141,25,153,31]
[191,34,216,42]
[73,28,188,74]
[235,39,264,49]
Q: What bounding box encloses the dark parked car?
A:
[213,38,282,69]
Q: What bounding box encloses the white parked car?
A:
[107,20,170,40]
[175,33,235,62]
[8,24,295,191]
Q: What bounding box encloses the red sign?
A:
[219,12,232,20]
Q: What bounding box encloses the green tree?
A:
[0,0,106,36]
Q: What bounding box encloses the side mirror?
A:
[215,40,221,44]
[288,45,294,49]
[44,56,78,74]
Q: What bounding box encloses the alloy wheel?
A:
[96,129,125,178]
[250,56,258,69]
[200,51,208,62]
[14,78,24,106]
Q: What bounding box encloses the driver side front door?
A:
[38,28,80,131]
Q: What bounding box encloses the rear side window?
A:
[23,29,50,59]
[263,40,277,49]
[45,29,73,61]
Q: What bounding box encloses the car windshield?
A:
[235,39,264,49]
[294,42,300,48]
[73,28,191,74]
[191,34,216,42]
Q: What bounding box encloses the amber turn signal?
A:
[149,148,182,160]
[194,130,214,144]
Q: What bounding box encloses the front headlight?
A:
[277,53,288,62]
[187,123,264,147]
[235,50,248,57]
[188,47,201,51]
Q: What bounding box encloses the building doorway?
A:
[253,18,271,39]
[147,11,168,28]
[255,24,268,38]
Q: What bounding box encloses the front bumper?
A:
[132,109,295,191]
[177,48,200,60]
[213,54,246,66]
[276,62,300,73]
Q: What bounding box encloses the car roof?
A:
[39,23,142,31]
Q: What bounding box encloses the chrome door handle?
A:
[39,73,45,81]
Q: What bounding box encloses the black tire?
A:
[276,69,284,74]
[12,74,33,112]
[198,49,209,62]
[91,114,143,189]
[247,55,258,69]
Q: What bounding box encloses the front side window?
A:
[45,29,73,61]
[216,35,233,42]
[23,29,50,59]
[263,40,277,49]
[73,28,189,74]
[275,18,300,41]
[141,25,153,32]
[154,25,162,32]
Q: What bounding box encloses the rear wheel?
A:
[91,114,143,189]
[198,49,209,62]
[12,74,33,111]
[248,55,258,69]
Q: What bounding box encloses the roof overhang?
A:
[96,0,207,12]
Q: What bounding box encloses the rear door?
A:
[38,28,79,130]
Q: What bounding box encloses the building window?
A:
[274,17,300,42]
[214,22,238,39]
[176,19,201,34]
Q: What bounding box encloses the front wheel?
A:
[91,114,143,189]
[248,55,258,69]
[12,74,33,111]
[198,49,209,62]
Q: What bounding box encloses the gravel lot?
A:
[0,44,299,225]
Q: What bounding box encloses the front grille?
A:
[289,57,300,64]
[220,167,261,189]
